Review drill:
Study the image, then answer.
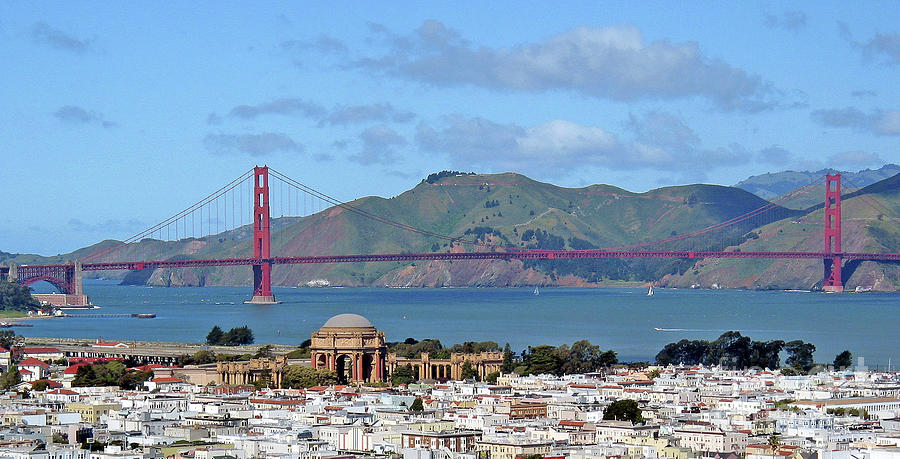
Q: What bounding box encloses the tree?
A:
[118,370,153,390]
[501,343,515,373]
[254,345,274,358]
[0,368,21,390]
[31,380,51,392]
[0,330,18,350]
[522,345,562,376]
[785,340,816,373]
[282,365,338,389]
[221,326,254,346]
[0,279,40,312]
[603,399,644,425]
[206,326,224,345]
[485,371,500,384]
[409,397,424,412]
[461,361,478,380]
[391,365,416,385]
[190,350,217,365]
[834,350,853,369]
[768,434,781,455]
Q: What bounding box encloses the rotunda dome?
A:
[321,313,374,329]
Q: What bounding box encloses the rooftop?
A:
[321,313,374,329]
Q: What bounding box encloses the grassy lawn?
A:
[0,310,28,319]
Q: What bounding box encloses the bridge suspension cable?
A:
[80,169,255,263]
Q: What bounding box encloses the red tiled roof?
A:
[64,363,90,374]
[22,347,61,354]
[560,420,585,427]
[48,388,77,395]
[18,358,49,368]
[19,369,33,375]
[151,377,183,383]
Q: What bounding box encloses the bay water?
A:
[25,280,900,367]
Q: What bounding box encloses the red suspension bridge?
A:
[1,167,898,304]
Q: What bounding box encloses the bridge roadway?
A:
[24,337,300,365]
[53,250,900,272]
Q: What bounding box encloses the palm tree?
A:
[768,434,781,456]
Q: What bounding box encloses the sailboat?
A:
[647,284,654,296]
[533,286,540,296]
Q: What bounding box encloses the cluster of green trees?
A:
[281,365,338,388]
[516,340,617,376]
[388,338,502,360]
[0,368,21,389]
[603,399,644,424]
[654,331,830,374]
[206,326,254,346]
[0,279,39,312]
[422,170,475,184]
[72,361,153,389]
[177,349,258,366]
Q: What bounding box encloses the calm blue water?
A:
[25,280,900,367]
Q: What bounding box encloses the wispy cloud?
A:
[280,34,348,54]
[68,218,144,233]
[53,105,116,128]
[840,23,900,65]
[416,112,747,179]
[349,125,407,165]
[227,98,326,119]
[827,151,884,168]
[204,132,303,156]
[851,89,877,98]
[31,22,92,53]
[756,145,794,166]
[763,11,807,31]
[811,107,900,136]
[321,103,415,126]
[357,20,790,112]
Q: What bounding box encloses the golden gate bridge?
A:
[2,166,898,304]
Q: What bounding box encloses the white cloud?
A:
[359,21,786,112]
[416,113,747,178]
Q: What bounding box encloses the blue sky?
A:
[1,1,899,255]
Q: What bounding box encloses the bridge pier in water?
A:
[245,165,279,304]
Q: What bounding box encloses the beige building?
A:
[387,351,503,381]
[309,313,504,384]
[216,355,287,387]
[476,439,552,459]
[310,314,388,383]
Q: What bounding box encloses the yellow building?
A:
[65,402,121,423]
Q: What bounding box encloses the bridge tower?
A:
[823,173,843,293]
[245,166,279,304]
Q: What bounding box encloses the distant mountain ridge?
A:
[735,164,900,209]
